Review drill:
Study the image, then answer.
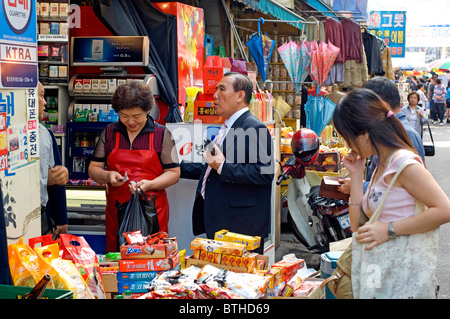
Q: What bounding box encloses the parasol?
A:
[304,95,336,137]
[246,18,275,82]
[305,40,340,87]
[428,59,450,71]
[277,40,311,94]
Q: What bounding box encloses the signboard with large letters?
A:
[0,0,38,88]
[369,11,406,58]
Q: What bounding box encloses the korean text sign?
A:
[0,0,38,88]
[369,11,406,58]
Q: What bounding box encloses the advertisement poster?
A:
[26,88,38,160]
[8,123,27,170]
[71,36,149,66]
[0,0,38,88]
[369,11,406,58]
[0,112,7,171]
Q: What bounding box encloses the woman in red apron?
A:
[88,82,180,252]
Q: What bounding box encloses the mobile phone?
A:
[203,138,216,156]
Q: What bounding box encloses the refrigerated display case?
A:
[66,121,109,181]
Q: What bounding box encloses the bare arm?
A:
[88,160,126,187]
[356,163,450,249]
[130,167,180,193]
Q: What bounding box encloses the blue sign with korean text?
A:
[0,0,38,88]
[369,11,406,58]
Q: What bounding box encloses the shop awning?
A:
[235,0,305,28]
[304,0,337,18]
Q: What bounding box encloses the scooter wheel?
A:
[287,211,310,248]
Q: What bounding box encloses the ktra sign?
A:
[0,0,37,88]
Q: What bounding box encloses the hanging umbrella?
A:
[305,40,340,87]
[246,18,275,82]
[428,59,450,71]
[277,40,311,94]
[304,95,336,137]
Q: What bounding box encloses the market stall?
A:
[5,229,326,299]
[3,0,400,302]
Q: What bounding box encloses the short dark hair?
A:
[111,81,154,113]
[418,83,424,89]
[362,77,401,110]
[333,88,415,156]
[436,78,442,84]
[407,91,420,102]
[223,72,253,105]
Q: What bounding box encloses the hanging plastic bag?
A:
[117,188,159,247]
[58,234,106,299]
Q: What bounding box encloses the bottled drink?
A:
[22,274,51,299]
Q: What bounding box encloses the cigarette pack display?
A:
[99,79,108,94]
[74,79,83,94]
[39,22,50,35]
[91,79,100,94]
[118,251,180,272]
[83,79,91,94]
[107,79,117,94]
[40,2,50,17]
[50,2,59,17]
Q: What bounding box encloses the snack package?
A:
[190,238,247,256]
[8,238,57,288]
[282,271,306,297]
[58,234,106,299]
[34,242,95,299]
[214,230,261,251]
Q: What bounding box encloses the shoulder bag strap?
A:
[426,121,435,147]
[368,158,419,224]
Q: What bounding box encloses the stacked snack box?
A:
[115,231,180,298]
[187,236,267,273]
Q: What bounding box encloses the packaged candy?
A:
[59,234,106,299]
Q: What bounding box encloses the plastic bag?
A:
[33,242,95,299]
[117,189,159,247]
[8,238,56,288]
[58,234,106,299]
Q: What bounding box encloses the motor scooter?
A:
[277,155,352,252]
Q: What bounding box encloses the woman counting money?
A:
[89,81,180,252]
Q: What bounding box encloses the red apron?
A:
[105,132,169,252]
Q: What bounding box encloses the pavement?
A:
[275,120,450,298]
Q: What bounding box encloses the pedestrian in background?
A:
[428,77,437,123]
[432,78,446,125]
[417,83,428,108]
[402,91,428,139]
[445,83,450,123]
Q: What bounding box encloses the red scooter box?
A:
[120,238,178,260]
[118,251,180,272]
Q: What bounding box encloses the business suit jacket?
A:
[181,110,274,240]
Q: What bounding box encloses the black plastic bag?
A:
[116,188,159,248]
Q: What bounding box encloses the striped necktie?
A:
[201,123,228,198]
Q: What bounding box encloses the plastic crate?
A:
[0,285,73,299]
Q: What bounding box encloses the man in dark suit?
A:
[180,72,274,254]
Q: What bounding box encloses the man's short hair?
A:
[223,72,253,105]
[362,77,401,110]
